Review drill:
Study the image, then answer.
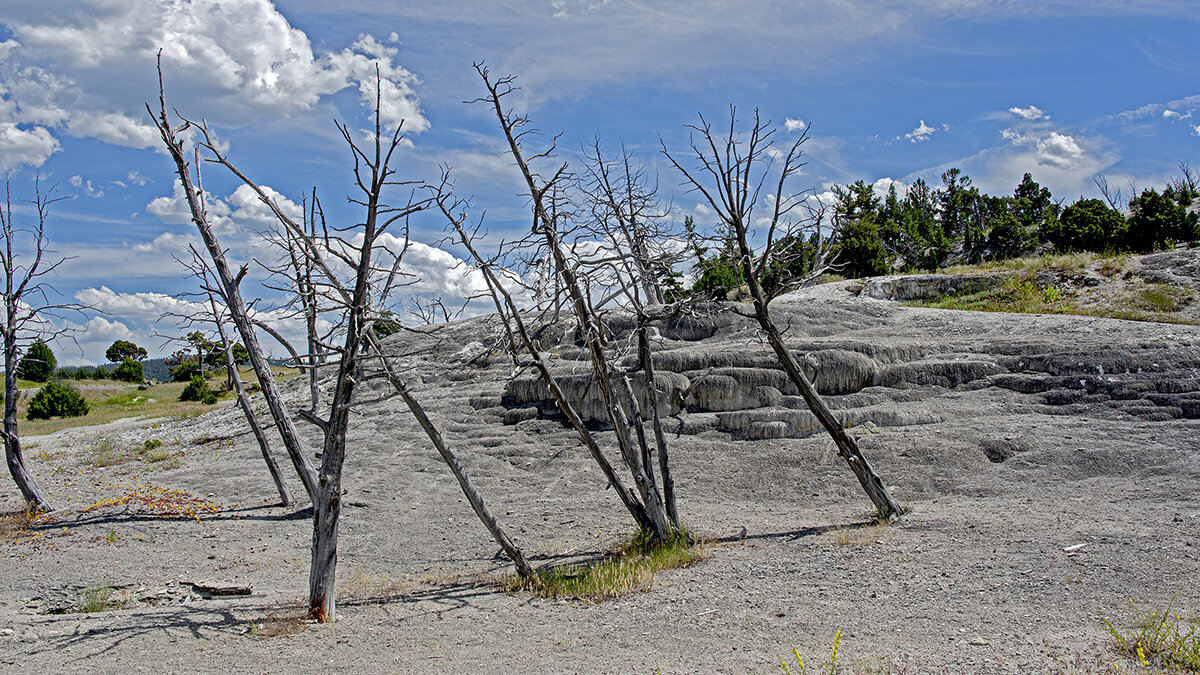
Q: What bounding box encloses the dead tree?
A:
[439,189,655,533]
[1,175,82,511]
[168,248,294,507]
[577,141,685,524]
[465,64,682,541]
[662,108,903,521]
[579,140,681,305]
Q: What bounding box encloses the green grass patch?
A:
[77,584,125,613]
[907,275,1061,315]
[1102,598,1200,671]
[906,270,1197,325]
[502,528,703,602]
[1137,284,1192,313]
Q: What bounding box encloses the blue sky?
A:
[0,0,1197,365]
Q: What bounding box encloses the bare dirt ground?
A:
[2,252,1199,674]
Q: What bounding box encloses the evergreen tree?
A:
[105,340,147,363]
[1048,198,1126,252]
[16,341,56,383]
[1127,188,1199,253]
[832,181,890,278]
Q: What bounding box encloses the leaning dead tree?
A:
[662,108,903,520]
[152,63,531,621]
[166,248,293,507]
[1,175,83,511]
[459,64,684,541]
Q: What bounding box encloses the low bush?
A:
[179,374,217,404]
[27,381,89,419]
[16,341,56,383]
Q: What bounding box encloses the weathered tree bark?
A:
[308,322,360,622]
[637,322,677,525]
[3,358,49,511]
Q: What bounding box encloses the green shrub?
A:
[179,375,217,404]
[111,358,143,383]
[1127,188,1200,253]
[689,256,743,300]
[835,217,891,279]
[91,365,109,380]
[27,382,89,420]
[985,211,1035,260]
[169,360,202,383]
[1046,198,1126,253]
[16,341,56,382]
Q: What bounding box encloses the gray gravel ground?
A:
[2,261,1199,673]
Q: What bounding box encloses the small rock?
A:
[186,581,251,597]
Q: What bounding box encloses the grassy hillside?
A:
[3,366,301,438]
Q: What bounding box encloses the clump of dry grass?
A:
[337,567,416,604]
[0,509,38,540]
[830,523,891,547]
[503,528,704,602]
[942,251,1096,275]
[77,584,127,613]
[245,602,308,638]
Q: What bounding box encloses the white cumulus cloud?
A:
[1034,131,1086,170]
[0,122,59,169]
[785,117,806,132]
[76,286,200,323]
[0,0,427,166]
[1009,105,1048,120]
[905,120,937,143]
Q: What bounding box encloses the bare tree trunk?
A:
[2,359,49,511]
[662,108,902,521]
[308,353,355,621]
[749,291,903,520]
[637,323,677,525]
